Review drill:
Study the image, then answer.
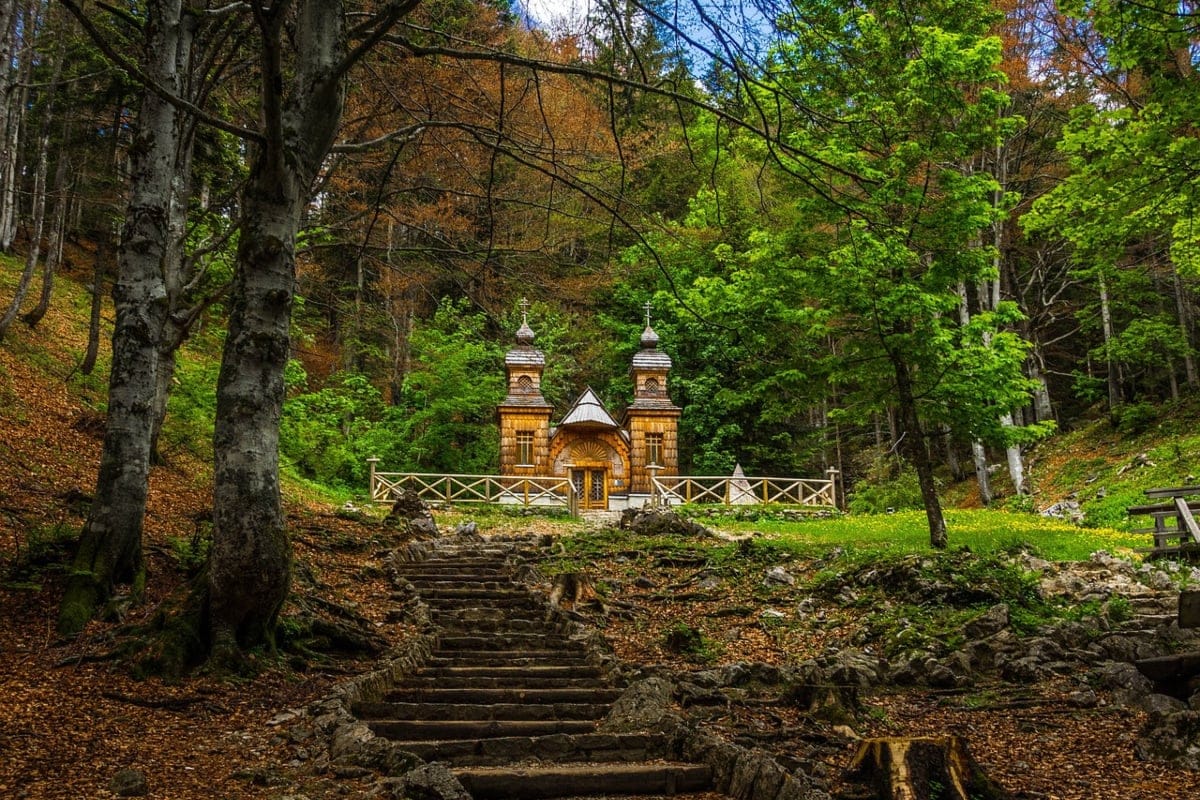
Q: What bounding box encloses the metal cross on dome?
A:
[520,297,530,325]
[643,300,653,328]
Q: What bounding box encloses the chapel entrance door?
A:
[571,468,608,510]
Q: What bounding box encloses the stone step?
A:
[393,560,510,572]
[427,654,594,668]
[367,718,599,740]
[398,578,515,589]
[431,648,588,660]
[400,675,609,689]
[415,665,604,679]
[438,635,573,650]
[353,700,610,722]
[421,588,535,600]
[1127,613,1180,627]
[383,687,624,705]
[377,732,671,767]
[422,597,544,610]
[454,763,713,800]
[431,616,561,633]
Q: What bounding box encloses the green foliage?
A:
[164,338,223,460]
[4,522,75,590]
[392,299,505,473]
[1112,400,1158,435]
[846,451,925,514]
[279,298,504,489]
[166,531,211,576]
[282,371,386,486]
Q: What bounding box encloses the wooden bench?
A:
[1129,487,1200,557]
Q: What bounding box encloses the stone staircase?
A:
[353,536,714,800]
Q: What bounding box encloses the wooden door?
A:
[571,468,608,510]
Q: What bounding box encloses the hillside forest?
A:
[0,0,1197,669]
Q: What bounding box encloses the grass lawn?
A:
[699,508,1145,563]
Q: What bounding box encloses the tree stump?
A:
[837,736,1011,800]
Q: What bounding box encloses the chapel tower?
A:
[623,304,681,495]
[497,301,553,475]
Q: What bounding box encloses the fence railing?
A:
[368,461,578,512]
[651,471,839,508]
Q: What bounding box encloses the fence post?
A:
[826,467,841,509]
[367,457,380,501]
[648,465,661,509]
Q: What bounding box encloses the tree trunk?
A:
[839,736,1011,800]
[58,0,186,636]
[971,440,992,506]
[0,0,33,251]
[1027,347,1054,422]
[80,238,107,376]
[0,0,18,251]
[893,355,947,548]
[1172,266,1198,389]
[1000,412,1025,495]
[206,0,354,659]
[942,425,963,482]
[1098,271,1122,410]
[23,139,69,328]
[958,280,993,505]
[0,139,45,338]
[207,180,299,656]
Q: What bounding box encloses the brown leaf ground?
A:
[2,270,1199,799]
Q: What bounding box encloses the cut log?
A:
[838,736,1011,800]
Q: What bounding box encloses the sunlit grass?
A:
[703,508,1144,562]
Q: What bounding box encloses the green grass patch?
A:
[699,508,1142,562]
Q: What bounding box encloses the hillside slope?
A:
[0,259,402,797]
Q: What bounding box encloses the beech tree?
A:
[57,0,200,635]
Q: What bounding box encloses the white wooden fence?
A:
[368,460,577,512]
[367,458,839,512]
[651,470,839,508]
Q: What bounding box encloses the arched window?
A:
[643,377,661,396]
[516,375,534,393]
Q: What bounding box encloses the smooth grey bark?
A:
[1098,271,1122,410]
[80,238,108,376]
[23,121,72,328]
[58,0,188,636]
[971,440,992,506]
[0,136,47,338]
[1172,266,1198,389]
[0,30,63,340]
[958,280,992,505]
[1027,347,1054,422]
[208,0,348,655]
[206,0,420,658]
[0,0,23,251]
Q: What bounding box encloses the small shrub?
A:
[846,451,924,514]
[1001,493,1035,514]
[1104,595,1132,624]
[5,522,76,587]
[166,530,210,576]
[662,622,723,663]
[1112,401,1157,435]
